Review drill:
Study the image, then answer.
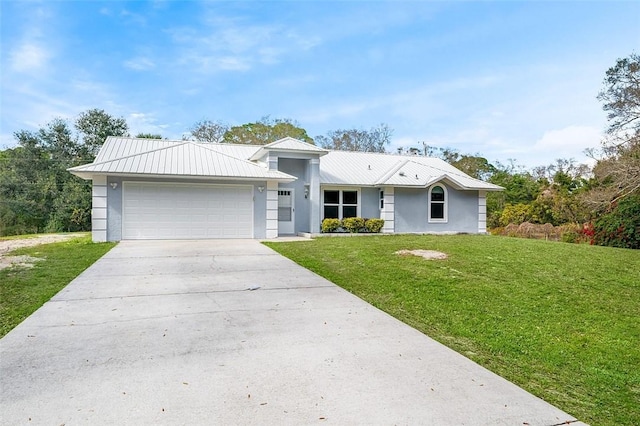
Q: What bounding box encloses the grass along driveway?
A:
[0,234,116,337]
[264,234,640,426]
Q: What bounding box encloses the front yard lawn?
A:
[0,235,115,337]
[265,235,640,426]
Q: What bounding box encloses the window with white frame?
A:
[428,184,447,222]
[379,190,384,210]
[323,189,359,219]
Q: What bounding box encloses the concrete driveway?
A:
[1,240,584,425]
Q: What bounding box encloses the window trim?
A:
[322,187,361,220]
[428,184,448,223]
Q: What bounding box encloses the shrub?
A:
[365,218,384,233]
[592,195,640,249]
[499,203,533,226]
[321,218,341,233]
[342,217,366,233]
[559,223,583,244]
[496,222,589,244]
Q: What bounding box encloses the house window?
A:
[379,190,384,210]
[429,185,447,222]
[323,189,359,219]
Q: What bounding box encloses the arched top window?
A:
[429,184,447,222]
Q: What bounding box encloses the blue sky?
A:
[1,1,639,169]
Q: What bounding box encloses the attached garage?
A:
[122,182,253,240]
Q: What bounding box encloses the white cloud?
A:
[124,57,156,71]
[128,111,173,137]
[166,13,323,74]
[9,42,51,72]
[533,125,602,152]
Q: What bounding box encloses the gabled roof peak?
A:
[249,137,327,161]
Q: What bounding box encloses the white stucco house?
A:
[68,136,503,241]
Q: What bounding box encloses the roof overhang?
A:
[68,170,297,183]
[318,174,503,191]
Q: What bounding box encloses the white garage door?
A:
[123,182,253,239]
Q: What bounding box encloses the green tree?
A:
[315,123,392,153]
[451,155,497,181]
[598,53,640,136]
[0,109,129,236]
[0,144,52,234]
[75,108,129,158]
[135,133,163,139]
[186,119,228,143]
[223,117,313,145]
[585,53,640,209]
[486,163,541,228]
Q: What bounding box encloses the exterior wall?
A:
[278,158,310,234]
[394,185,480,233]
[360,187,380,219]
[104,176,268,241]
[91,176,108,242]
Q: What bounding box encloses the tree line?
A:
[1,54,638,248]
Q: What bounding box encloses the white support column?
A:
[309,158,321,234]
[265,180,279,238]
[478,190,487,234]
[92,175,108,242]
[382,187,395,233]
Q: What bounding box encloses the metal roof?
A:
[93,137,181,163]
[319,150,502,191]
[71,137,502,190]
[69,140,295,181]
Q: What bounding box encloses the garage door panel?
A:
[123,182,253,240]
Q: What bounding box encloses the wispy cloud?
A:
[9,42,51,72]
[5,3,56,74]
[124,57,156,71]
[166,11,323,74]
[533,125,602,157]
[128,112,173,137]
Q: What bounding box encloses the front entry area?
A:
[277,189,295,235]
[122,182,253,239]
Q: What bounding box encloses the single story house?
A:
[68,136,503,241]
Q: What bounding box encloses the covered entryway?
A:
[122,182,253,239]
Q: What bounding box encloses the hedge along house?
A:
[68,136,503,242]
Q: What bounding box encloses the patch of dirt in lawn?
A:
[395,249,448,260]
[0,234,86,270]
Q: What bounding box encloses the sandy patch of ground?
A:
[395,249,448,260]
[0,234,86,270]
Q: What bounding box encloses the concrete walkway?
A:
[1,240,584,425]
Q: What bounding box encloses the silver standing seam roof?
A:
[69,138,295,182]
[69,137,502,191]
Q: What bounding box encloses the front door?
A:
[278,189,295,235]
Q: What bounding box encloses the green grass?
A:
[0,235,115,337]
[264,235,640,426]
